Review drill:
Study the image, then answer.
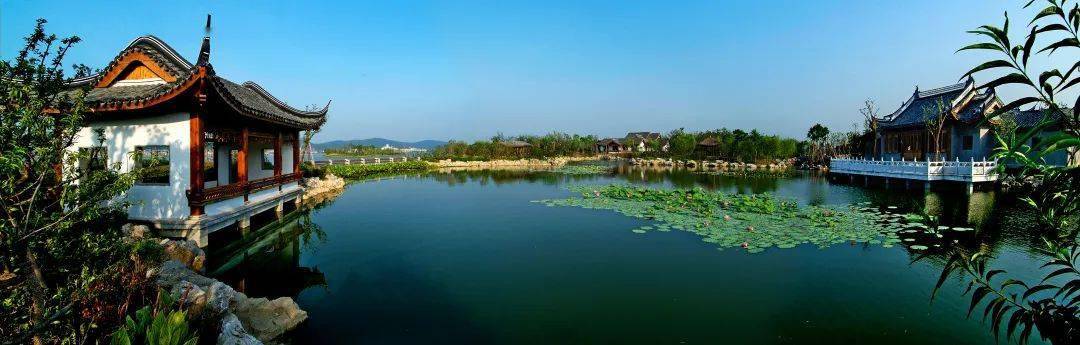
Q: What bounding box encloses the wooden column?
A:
[292,130,300,175]
[274,132,283,177]
[190,112,205,216]
[274,132,283,191]
[239,127,249,202]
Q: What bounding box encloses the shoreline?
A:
[432,156,604,168]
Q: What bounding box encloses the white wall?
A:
[282,143,295,174]
[247,141,275,180]
[73,112,191,221]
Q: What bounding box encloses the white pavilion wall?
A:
[73,112,192,221]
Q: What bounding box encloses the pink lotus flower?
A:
[741,242,749,248]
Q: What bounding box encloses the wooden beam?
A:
[292,131,300,174]
[274,132,282,177]
[239,127,249,202]
[190,112,204,216]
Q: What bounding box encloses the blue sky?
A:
[2,1,1076,142]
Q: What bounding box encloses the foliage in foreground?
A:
[925,1,1080,343]
[109,290,198,345]
[534,184,918,253]
[325,161,430,179]
[0,19,171,344]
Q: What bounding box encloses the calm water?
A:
[208,164,1051,344]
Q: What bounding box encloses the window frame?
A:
[134,145,171,185]
[261,148,275,170]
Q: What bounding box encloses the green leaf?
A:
[1041,267,1076,283]
[1037,37,1080,54]
[1022,26,1037,67]
[957,42,1005,52]
[994,97,1042,116]
[981,73,1035,90]
[1034,23,1070,34]
[961,60,1015,80]
[1022,284,1057,299]
[1030,5,1064,25]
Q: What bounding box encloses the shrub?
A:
[300,161,327,179]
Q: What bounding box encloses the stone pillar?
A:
[238,216,251,231]
[966,182,974,195]
[186,227,208,248]
[275,201,284,219]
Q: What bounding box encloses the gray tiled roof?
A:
[1008,108,1069,128]
[65,36,328,130]
[880,83,967,129]
[211,77,328,129]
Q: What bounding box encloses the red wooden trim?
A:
[189,78,207,216]
[239,127,249,201]
[94,50,179,88]
[189,112,204,216]
[274,132,283,177]
[292,130,301,174]
[186,172,302,206]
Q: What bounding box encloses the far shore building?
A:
[499,140,532,155]
[595,138,625,153]
[65,29,328,246]
[831,77,1074,193]
[624,132,665,152]
[695,137,720,156]
[872,77,1072,165]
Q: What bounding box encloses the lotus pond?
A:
[207,163,1052,344]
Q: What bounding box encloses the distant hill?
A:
[313,138,447,150]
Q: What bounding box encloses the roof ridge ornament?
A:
[196,14,211,66]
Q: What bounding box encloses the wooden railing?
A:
[829,158,998,182]
[187,172,302,206]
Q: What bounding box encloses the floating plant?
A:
[545,164,615,175]
[532,184,914,253]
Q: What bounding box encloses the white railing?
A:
[830,157,998,182]
[322,156,419,166]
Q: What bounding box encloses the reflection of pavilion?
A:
[208,213,327,298]
[920,190,996,228]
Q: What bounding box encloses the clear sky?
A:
[2,1,1076,142]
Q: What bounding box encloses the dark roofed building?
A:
[595,138,625,153]
[63,18,328,247]
[499,140,532,155]
[695,137,720,156]
[875,78,1003,161]
[624,132,663,152]
[870,78,1073,166]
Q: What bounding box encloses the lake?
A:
[207,163,1050,344]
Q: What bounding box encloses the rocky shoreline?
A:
[302,174,346,205]
[116,224,309,345]
[120,174,354,344]
[432,156,599,168]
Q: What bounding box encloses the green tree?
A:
[1,20,142,344]
[806,124,830,163]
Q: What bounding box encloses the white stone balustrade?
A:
[829,158,998,182]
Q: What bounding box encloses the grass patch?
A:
[325,161,430,179]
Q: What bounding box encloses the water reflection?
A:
[204,164,1056,344]
[207,212,329,298]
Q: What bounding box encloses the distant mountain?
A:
[313,138,447,150]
